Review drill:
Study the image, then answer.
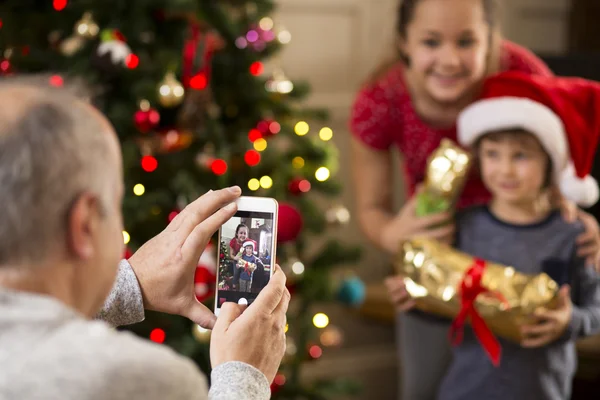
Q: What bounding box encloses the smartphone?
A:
[214,196,278,316]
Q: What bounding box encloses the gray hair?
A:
[0,76,116,265]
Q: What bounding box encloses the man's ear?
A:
[67,193,101,260]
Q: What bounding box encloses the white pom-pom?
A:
[559,163,599,207]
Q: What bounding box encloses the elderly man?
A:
[0,78,289,399]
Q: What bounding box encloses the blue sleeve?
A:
[566,257,600,339]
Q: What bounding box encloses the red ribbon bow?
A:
[449,258,502,366]
[182,23,219,89]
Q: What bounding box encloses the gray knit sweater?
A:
[0,260,270,400]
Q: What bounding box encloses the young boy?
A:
[438,71,600,400]
[236,241,264,293]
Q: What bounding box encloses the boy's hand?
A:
[520,285,572,348]
[385,276,416,312]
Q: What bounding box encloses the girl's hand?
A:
[575,209,600,268]
[385,276,416,312]
[555,190,600,268]
[520,285,572,348]
[380,190,455,254]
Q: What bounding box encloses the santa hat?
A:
[242,241,255,250]
[458,71,600,207]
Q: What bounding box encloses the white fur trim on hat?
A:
[242,241,255,249]
[559,163,600,207]
[458,97,568,179]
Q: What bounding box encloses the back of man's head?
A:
[0,76,116,266]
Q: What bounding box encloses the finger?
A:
[272,287,291,318]
[576,230,598,246]
[416,223,455,240]
[521,334,554,348]
[248,264,286,315]
[384,276,405,290]
[520,320,555,337]
[170,187,241,236]
[577,243,599,258]
[185,301,217,330]
[398,299,416,312]
[213,302,245,332]
[415,212,453,229]
[181,202,238,257]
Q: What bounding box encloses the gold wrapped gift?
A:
[416,139,472,216]
[395,238,560,344]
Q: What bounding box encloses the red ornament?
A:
[257,120,270,133]
[49,75,64,87]
[309,345,323,359]
[125,54,139,69]
[141,156,158,172]
[288,178,311,196]
[269,122,281,134]
[249,61,264,76]
[0,59,11,75]
[270,373,286,394]
[194,266,216,302]
[244,150,261,166]
[168,210,179,222]
[211,159,227,175]
[122,247,133,260]
[248,129,262,143]
[150,328,166,344]
[53,0,67,11]
[277,203,303,243]
[190,73,208,90]
[0,19,3,29]
[134,108,160,133]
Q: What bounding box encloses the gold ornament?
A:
[74,12,100,39]
[396,238,559,343]
[157,72,185,108]
[416,139,472,216]
[325,205,351,226]
[192,324,211,343]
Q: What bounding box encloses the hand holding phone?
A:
[215,196,278,316]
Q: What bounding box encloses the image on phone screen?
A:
[216,210,274,307]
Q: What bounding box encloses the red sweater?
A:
[349,41,553,209]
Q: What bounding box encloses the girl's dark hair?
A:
[235,223,248,237]
[367,0,501,82]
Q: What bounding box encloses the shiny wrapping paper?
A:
[415,139,472,216]
[395,238,560,344]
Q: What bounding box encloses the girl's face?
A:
[401,0,490,105]
[237,227,248,241]
[244,245,253,255]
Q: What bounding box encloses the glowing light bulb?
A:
[294,121,309,136]
[260,176,273,189]
[292,157,305,169]
[253,138,267,151]
[259,17,274,31]
[122,231,130,244]
[313,313,329,328]
[133,184,145,196]
[292,261,305,275]
[319,127,333,141]
[315,167,330,182]
[248,179,260,191]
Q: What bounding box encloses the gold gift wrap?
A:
[395,238,559,343]
[416,139,472,216]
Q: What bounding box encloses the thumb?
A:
[186,301,218,330]
[213,302,246,332]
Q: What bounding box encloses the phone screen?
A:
[216,210,275,308]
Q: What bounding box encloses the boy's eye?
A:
[483,149,498,158]
[457,37,475,48]
[423,38,440,48]
[514,152,528,160]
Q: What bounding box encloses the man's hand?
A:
[128,186,241,329]
[211,265,290,383]
[520,285,573,348]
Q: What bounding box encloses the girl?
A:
[229,224,257,290]
[349,0,600,398]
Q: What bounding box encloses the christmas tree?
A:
[0,0,363,397]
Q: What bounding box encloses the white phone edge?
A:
[214,196,279,317]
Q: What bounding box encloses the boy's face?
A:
[245,245,253,255]
[478,131,549,205]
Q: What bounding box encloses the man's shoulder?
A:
[59,320,208,396]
